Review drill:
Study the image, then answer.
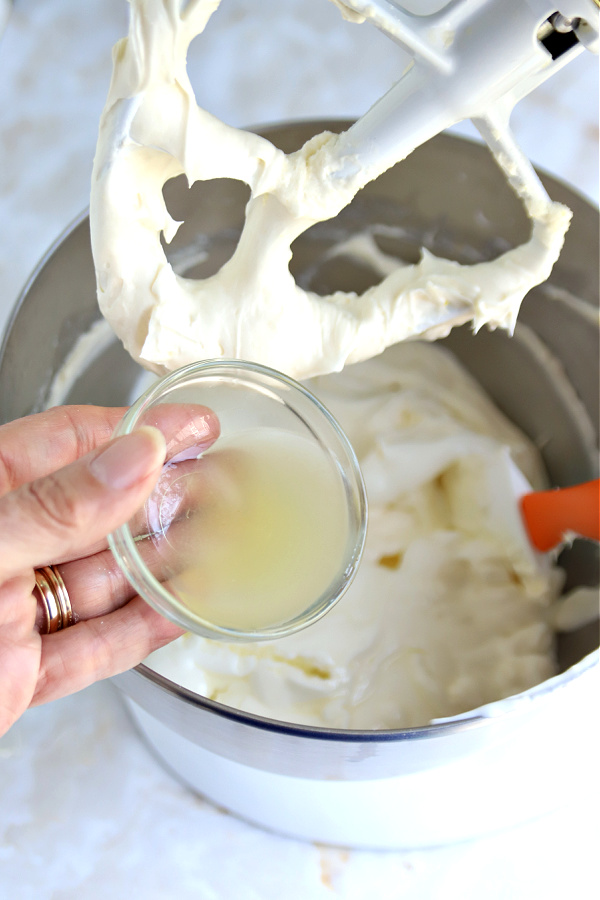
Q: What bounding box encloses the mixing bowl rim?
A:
[129,648,599,741]
[256,117,600,212]
[3,123,599,369]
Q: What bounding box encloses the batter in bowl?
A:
[146,341,566,729]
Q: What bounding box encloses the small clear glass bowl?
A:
[109,359,367,641]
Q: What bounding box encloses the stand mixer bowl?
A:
[0,122,598,849]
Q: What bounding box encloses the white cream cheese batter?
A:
[147,342,564,729]
[90,0,571,381]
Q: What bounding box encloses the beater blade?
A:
[331,0,599,203]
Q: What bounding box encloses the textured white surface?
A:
[0,1,598,897]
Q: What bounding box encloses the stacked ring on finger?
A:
[33,565,74,634]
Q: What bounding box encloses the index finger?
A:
[0,406,126,497]
[0,402,221,497]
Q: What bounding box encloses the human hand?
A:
[0,403,219,737]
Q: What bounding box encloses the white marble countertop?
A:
[0,2,598,898]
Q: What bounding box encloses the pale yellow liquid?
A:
[164,428,352,632]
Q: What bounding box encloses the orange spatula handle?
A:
[520,478,600,552]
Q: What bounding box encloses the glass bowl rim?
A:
[108,356,368,641]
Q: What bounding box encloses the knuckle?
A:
[32,662,52,704]
[0,445,19,496]
[61,406,100,459]
[25,473,83,535]
[105,563,127,608]
[92,630,114,678]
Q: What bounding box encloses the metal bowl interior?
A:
[0,121,598,779]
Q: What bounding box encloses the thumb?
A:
[0,427,167,581]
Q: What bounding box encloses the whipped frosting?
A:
[147,342,564,729]
[90,0,571,381]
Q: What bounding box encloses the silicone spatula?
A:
[520,479,600,553]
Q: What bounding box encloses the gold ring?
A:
[33,565,74,634]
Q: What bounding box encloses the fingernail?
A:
[165,412,220,458]
[90,426,167,490]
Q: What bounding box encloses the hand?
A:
[0,403,219,737]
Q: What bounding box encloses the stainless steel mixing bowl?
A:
[1,122,598,848]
